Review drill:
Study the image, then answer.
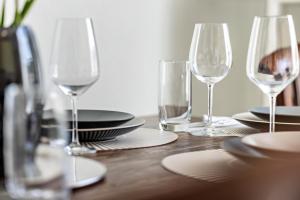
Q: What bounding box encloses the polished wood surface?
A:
[2,116,300,199]
[72,117,242,200]
[72,117,300,200]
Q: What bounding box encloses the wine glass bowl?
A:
[246,15,299,133]
[51,18,100,155]
[189,23,232,136]
[190,23,232,84]
[248,47,299,95]
[52,18,100,97]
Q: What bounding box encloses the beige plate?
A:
[232,112,300,131]
[242,131,300,154]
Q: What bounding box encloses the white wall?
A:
[282,3,300,40]
[23,0,265,117]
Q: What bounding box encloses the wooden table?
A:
[72,117,300,200]
[72,117,242,200]
[1,116,226,200]
[2,116,300,199]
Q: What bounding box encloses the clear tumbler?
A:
[158,60,191,131]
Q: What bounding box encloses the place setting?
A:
[0,15,180,199]
[43,109,178,151]
[158,25,256,137]
[225,107,300,164]
[162,128,300,183]
[161,15,300,184]
[161,22,248,183]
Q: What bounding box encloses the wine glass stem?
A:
[269,94,277,133]
[207,83,214,127]
[71,95,80,146]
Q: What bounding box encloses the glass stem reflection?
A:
[71,95,80,146]
[207,83,214,127]
[269,94,277,133]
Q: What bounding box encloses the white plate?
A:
[242,131,300,154]
[25,148,106,189]
[70,157,107,188]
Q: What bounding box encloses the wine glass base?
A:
[202,115,239,127]
[66,144,97,156]
[188,127,225,137]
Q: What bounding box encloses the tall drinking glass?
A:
[189,23,232,136]
[158,60,191,131]
[51,18,100,155]
[246,15,299,133]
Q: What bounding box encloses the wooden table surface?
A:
[72,117,300,200]
[2,116,300,200]
[72,117,240,200]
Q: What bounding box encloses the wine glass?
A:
[189,23,232,136]
[246,15,299,133]
[51,18,100,155]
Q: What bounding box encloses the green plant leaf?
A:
[11,0,36,27]
[12,0,21,26]
[0,0,6,28]
[19,0,35,24]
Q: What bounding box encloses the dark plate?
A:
[232,112,300,131]
[42,117,145,142]
[43,110,134,128]
[222,138,275,165]
[250,106,300,123]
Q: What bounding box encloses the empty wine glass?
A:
[51,18,100,155]
[189,23,232,136]
[246,15,299,133]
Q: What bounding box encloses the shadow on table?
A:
[156,160,300,200]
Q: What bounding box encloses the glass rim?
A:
[159,60,190,64]
[194,22,228,26]
[56,17,93,21]
[254,14,292,19]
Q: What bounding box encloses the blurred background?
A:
[8,0,300,117]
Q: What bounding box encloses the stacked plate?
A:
[223,131,300,164]
[42,110,145,142]
[232,106,300,131]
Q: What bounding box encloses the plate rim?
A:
[241,131,300,154]
[42,118,145,132]
[249,106,300,118]
[222,137,271,161]
[75,118,145,131]
[222,137,284,164]
[43,109,135,123]
[70,157,107,189]
[232,112,300,126]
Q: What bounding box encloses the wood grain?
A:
[72,116,237,200]
[72,117,300,200]
[2,116,300,199]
